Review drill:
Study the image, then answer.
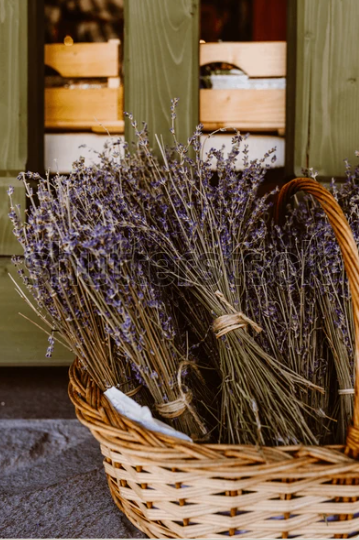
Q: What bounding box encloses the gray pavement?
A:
[0,368,146,539]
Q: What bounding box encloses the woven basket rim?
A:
[69,358,359,471]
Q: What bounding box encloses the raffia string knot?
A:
[155,360,207,436]
[213,290,263,338]
[156,391,193,419]
[126,384,143,398]
[338,388,355,396]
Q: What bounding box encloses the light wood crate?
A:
[45,40,124,132]
[200,41,286,132]
[45,87,123,130]
[44,41,286,134]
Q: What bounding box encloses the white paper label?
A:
[104,387,192,442]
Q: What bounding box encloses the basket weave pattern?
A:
[69,179,359,538]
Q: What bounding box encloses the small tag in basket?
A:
[104,387,192,442]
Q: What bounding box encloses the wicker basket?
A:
[69,178,359,538]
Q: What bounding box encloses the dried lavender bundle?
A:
[9,166,207,440]
[293,196,352,443]
[8,175,131,391]
[246,216,331,442]
[286,167,359,443]
[114,108,320,445]
[254,160,359,444]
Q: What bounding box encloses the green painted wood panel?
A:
[0,258,74,365]
[0,2,70,365]
[0,0,27,255]
[294,0,359,178]
[124,0,199,153]
[0,177,24,255]
[0,0,27,171]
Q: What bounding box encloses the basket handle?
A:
[275,177,359,456]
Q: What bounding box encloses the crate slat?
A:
[45,41,120,78]
[45,87,123,129]
[200,88,285,131]
[200,42,286,78]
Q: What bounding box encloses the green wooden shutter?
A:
[287,0,359,179]
[0,0,27,255]
[124,0,199,153]
[0,1,72,365]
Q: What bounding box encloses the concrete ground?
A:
[0,367,146,539]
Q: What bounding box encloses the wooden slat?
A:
[294,0,359,177]
[124,0,199,152]
[200,42,286,78]
[45,120,125,132]
[45,87,123,127]
[0,0,27,172]
[200,88,285,131]
[45,41,120,78]
[0,0,27,256]
[0,258,73,366]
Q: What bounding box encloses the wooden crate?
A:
[45,87,123,130]
[200,88,285,131]
[45,40,124,132]
[200,42,286,132]
[45,41,285,134]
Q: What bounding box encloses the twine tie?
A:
[213,290,263,338]
[155,361,207,435]
[338,389,355,396]
[126,385,142,398]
